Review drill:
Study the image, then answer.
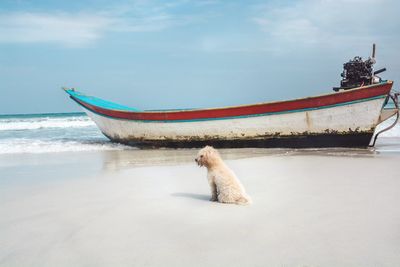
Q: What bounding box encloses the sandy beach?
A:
[1,141,400,267]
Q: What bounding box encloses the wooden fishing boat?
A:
[63,80,397,148]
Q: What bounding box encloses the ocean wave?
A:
[0,138,132,154]
[0,116,95,131]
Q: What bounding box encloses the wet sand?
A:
[0,145,400,267]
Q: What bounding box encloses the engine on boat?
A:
[340,56,375,89]
[333,44,386,91]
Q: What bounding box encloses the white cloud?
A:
[112,14,173,32]
[0,7,178,47]
[252,0,400,50]
[269,18,319,44]
[0,12,113,47]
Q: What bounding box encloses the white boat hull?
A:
[82,96,386,146]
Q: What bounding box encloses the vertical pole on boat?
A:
[372,43,376,59]
[371,43,377,85]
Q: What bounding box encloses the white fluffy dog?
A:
[195,146,251,205]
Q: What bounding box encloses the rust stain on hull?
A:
[305,111,312,129]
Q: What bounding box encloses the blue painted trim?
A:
[73,94,387,123]
[65,89,141,112]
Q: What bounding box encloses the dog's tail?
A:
[236,195,252,205]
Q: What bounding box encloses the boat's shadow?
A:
[100,147,379,171]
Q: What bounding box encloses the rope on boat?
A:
[370,91,400,147]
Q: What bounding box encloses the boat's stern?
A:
[371,90,399,146]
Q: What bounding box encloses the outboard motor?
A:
[333,44,386,91]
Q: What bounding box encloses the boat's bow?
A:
[63,87,141,113]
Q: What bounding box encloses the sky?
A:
[1,0,399,114]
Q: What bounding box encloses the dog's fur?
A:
[195,146,251,205]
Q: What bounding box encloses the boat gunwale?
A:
[73,94,387,123]
[64,81,393,114]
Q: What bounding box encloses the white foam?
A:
[0,139,131,154]
[0,116,95,131]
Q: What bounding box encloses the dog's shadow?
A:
[171,192,210,202]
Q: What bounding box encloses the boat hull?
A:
[64,81,393,148]
[82,96,385,148]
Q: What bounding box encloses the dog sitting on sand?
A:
[195,146,251,205]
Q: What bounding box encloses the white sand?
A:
[0,149,399,267]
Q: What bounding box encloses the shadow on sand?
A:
[171,192,210,202]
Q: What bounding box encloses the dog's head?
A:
[195,145,220,167]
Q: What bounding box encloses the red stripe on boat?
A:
[71,82,393,121]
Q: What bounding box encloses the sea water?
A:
[0,112,399,154]
[0,113,131,154]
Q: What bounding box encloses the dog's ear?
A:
[204,146,212,157]
[207,146,218,157]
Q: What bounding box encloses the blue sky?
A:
[1,0,399,114]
